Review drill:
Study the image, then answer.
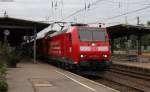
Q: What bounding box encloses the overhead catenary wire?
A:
[59,0,150,24]
[90,5,150,24]
[59,0,106,22]
[105,0,149,5]
[47,0,150,25]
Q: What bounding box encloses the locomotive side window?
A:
[78,28,106,41]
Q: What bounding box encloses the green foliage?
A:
[0,62,7,78]
[0,42,8,92]
[0,42,9,58]
[0,42,7,78]
[6,51,20,67]
[0,41,20,67]
[147,21,150,26]
[0,80,8,92]
[0,42,2,51]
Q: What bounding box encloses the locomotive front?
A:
[77,27,111,69]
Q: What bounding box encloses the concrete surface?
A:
[7,62,118,92]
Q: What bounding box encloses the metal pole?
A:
[3,29,10,47]
[137,34,142,55]
[33,27,37,63]
[111,38,114,55]
[137,16,140,25]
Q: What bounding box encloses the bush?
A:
[0,62,7,78]
[0,42,8,92]
[0,43,7,78]
[0,41,20,68]
[6,51,20,68]
[0,80,8,92]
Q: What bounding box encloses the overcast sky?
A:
[0,0,150,26]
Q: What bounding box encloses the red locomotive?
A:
[37,23,111,70]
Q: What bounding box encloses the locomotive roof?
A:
[47,29,68,38]
[47,26,104,38]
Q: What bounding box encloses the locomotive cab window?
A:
[93,31,105,41]
[78,30,92,41]
[78,28,106,41]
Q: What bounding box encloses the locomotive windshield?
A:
[78,28,106,41]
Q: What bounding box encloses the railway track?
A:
[95,64,150,92]
[47,61,150,91]
[110,64,150,80]
[94,78,142,92]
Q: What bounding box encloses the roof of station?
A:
[0,17,50,46]
[0,17,49,34]
[107,24,150,39]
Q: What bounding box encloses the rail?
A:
[97,64,150,92]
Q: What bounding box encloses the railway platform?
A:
[112,54,150,70]
[6,61,118,92]
[112,60,150,69]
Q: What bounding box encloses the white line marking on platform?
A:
[50,65,119,92]
[67,72,119,92]
[55,70,98,92]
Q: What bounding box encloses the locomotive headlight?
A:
[103,54,108,58]
[92,43,95,46]
[80,54,84,58]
